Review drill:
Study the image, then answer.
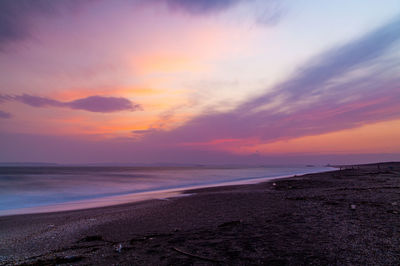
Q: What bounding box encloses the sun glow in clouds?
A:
[0,0,399,164]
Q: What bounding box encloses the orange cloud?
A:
[235,119,400,155]
[176,119,400,155]
[134,54,204,74]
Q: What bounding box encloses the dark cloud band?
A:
[2,94,141,113]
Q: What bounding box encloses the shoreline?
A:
[0,162,399,265]
[0,167,335,217]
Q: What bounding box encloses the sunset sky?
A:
[0,0,400,165]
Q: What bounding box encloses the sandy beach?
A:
[0,162,399,265]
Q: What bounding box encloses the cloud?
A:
[142,16,400,146]
[13,94,63,107]
[0,0,281,50]
[0,0,46,45]
[0,0,89,49]
[165,0,241,15]
[0,0,241,48]
[255,1,285,26]
[132,129,158,135]
[163,0,285,26]
[4,94,141,113]
[0,95,12,103]
[0,110,11,119]
[240,16,400,111]
[68,96,141,113]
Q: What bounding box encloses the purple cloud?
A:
[140,16,400,145]
[68,96,140,113]
[163,0,284,25]
[165,0,241,15]
[0,0,281,51]
[0,95,12,103]
[13,94,63,107]
[0,0,90,49]
[0,0,47,45]
[5,94,141,113]
[0,0,239,47]
[0,110,11,119]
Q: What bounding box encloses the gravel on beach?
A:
[0,162,399,265]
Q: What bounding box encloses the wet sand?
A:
[0,162,399,265]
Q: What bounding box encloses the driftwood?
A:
[172,247,222,263]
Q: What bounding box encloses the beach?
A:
[0,162,399,265]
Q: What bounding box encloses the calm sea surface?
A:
[0,166,334,215]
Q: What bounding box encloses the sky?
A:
[0,0,400,165]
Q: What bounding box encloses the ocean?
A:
[0,165,334,216]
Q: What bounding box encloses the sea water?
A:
[0,165,334,216]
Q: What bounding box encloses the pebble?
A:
[115,243,123,253]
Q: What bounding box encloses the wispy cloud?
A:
[143,16,400,146]
[0,0,281,51]
[0,95,12,103]
[165,0,242,15]
[255,1,285,26]
[0,110,11,119]
[0,0,89,49]
[131,129,158,135]
[3,94,142,113]
[163,0,284,25]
